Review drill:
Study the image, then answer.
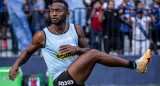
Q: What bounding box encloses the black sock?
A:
[128,61,137,69]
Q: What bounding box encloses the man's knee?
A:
[87,49,101,58]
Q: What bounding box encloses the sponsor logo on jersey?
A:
[55,53,77,60]
[58,80,74,85]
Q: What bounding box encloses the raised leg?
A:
[68,49,129,85]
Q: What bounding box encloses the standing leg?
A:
[1,25,7,48]
[0,12,7,48]
[132,39,135,55]
[97,30,102,51]
[90,29,96,49]
[132,39,140,55]
[135,40,140,55]
[151,30,158,54]
[120,32,125,54]
[141,40,150,55]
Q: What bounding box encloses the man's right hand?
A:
[9,66,19,81]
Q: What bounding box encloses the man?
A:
[102,0,123,54]
[149,0,160,54]
[90,1,102,50]
[129,1,155,55]
[0,0,7,48]
[9,1,151,86]
[118,0,133,54]
[7,0,32,52]
[31,0,46,35]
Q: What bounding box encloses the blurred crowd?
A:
[0,0,160,56]
[84,0,160,55]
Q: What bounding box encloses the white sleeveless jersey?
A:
[131,16,151,40]
[41,23,79,81]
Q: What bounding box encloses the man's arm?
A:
[91,9,96,18]
[9,30,45,81]
[83,0,90,7]
[75,24,91,55]
[59,24,90,55]
[149,14,155,30]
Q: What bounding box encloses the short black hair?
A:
[92,0,102,6]
[52,0,69,10]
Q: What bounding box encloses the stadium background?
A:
[0,0,160,86]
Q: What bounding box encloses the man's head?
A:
[135,1,143,18]
[107,0,115,9]
[153,0,160,3]
[93,1,102,9]
[135,0,144,9]
[50,0,69,24]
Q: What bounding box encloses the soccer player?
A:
[9,0,151,86]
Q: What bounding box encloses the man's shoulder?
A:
[34,30,46,38]
[31,30,46,47]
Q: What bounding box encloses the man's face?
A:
[50,3,69,24]
[93,1,101,9]
[137,2,144,9]
[107,1,115,9]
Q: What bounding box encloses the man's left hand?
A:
[59,45,78,55]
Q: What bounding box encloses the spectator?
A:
[131,0,153,9]
[44,0,55,27]
[31,0,46,35]
[102,0,123,54]
[114,0,123,9]
[131,0,139,8]
[7,0,32,52]
[83,0,96,27]
[83,0,96,7]
[118,0,133,54]
[90,1,103,50]
[149,0,160,54]
[129,1,155,55]
[0,0,7,48]
[45,0,57,9]
[66,0,85,27]
[100,0,107,9]
[83,0,96,38]
[24,1,32,27]
[141,0,153,9]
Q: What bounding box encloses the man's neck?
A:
[52,22,67,32]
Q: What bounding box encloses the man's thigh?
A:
[68,50,98,84]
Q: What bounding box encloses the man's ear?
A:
[66,11,70,18]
